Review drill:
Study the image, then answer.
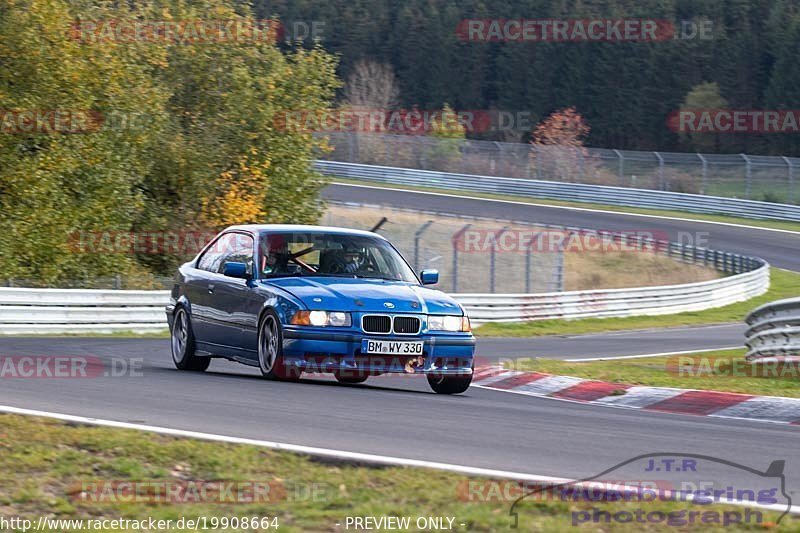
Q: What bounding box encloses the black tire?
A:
[427,373,472,394]
[334,372,368,384]
[258,310,298,381]
[171,307,211,371]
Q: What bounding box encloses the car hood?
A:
[263,277,463,315]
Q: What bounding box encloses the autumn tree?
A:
[0,0,339,285]
[530,107,590,182]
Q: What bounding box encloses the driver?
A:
[339,248,364,273]
[261,234,288,275]
[321,247,364,274]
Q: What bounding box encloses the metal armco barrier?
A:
[0,258,769,333]
[461,263,768,324]
[313,160,800,222]
[744,298,800,360]
[0,288,171,334]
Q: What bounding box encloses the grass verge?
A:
[0,413,793,531]
[331,177,800,234]
[475,268,800,338]
[502,348,800,398]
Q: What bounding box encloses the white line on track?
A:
[332,182,800,236]
[565,346,743,362]
[2,404,797,518]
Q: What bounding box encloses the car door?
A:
[184,232,235,348]
[206,231,259,355]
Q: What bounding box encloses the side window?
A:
[196,233,254,274]
[197,234,234,272]
[223,233,255,274]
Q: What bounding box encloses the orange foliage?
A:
[201,150,270,228]
[531,107,589,148]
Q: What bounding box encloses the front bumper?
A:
[282,326,475,376]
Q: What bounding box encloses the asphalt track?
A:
[323,183,800,271]
[477,323,745,361]
[0,337,798,501]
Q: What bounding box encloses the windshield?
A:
[259,232,418,283]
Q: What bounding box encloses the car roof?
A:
[225,224,387,240]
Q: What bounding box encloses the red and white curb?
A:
[472,366,800,425]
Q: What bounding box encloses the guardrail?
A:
[319,132,800,206]
[461,264,768,324]
[744,298,800,360]
[314,160,800,222]
[0,252,769,333]
[0,288,171,334]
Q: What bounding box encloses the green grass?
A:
[331,177,800,233]
[0,413,793,531]
[475,268,800,338]
[502,349,800,398]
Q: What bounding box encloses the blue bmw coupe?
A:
[166,225,476,394]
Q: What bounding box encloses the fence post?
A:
[654,151,665,190]
[613,149,624,185]
[348,133,356,163]
[783,156,795,204]
[413,220,434,271]
[525,233,537,293]
[451,223,472,293]
[741,154,752,199]
[489,226,508,294]
[555,243,565,292]
[697,153,708,195]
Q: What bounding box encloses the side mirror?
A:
[420,269,439,285]
[222,261,250,280]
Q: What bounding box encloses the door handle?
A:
[208,284,215,294]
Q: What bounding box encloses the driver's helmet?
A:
[322,245,363,274]
[341,248,365,273]
[261,234,287,274]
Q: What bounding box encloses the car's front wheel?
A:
[171,307,210,371]
[258,311,297,381]
[427,373,472,394]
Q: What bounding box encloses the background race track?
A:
[324,183,800,271]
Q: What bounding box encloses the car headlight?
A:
[428,315,470,332]
[290,311,352,327]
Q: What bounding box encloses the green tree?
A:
[678,82,729,152]
[0,0,339,284]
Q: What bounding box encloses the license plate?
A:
[362,339,424,355]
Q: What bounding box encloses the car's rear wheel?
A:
[171,307,210,371]
[258,311,297,381]
[427,373,472,394]
[334,372,368,384]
